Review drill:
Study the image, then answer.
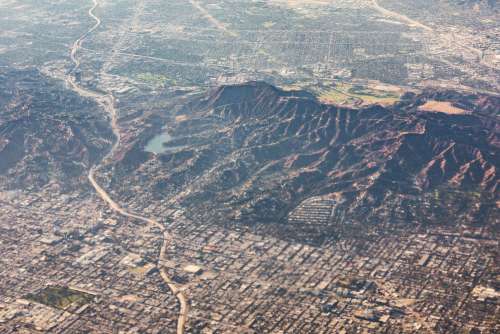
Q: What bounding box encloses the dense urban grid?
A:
[0,0,498,333]
[1,188,498,333]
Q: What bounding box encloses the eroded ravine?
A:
[66,1,189,332]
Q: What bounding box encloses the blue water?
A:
[144,132,172,154]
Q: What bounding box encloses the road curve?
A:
[66,1,189,333]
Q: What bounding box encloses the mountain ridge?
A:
[0,68,114,191]
[110,82,499,243]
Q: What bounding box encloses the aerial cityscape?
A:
[0,0,498,333]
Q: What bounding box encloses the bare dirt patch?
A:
[175,115,189,122]
[418,101,470,115]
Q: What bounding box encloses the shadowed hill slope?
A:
[113,82,499,243]
[0,68,114,191]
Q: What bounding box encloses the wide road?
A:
[188,0,238,37]
[66,1,189,333]
[371,0,496,71]
[370,0,432,32]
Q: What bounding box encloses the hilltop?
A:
[109,82,499,244]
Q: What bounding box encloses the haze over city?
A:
[0,1,498,333]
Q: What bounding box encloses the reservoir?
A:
[144,132,172,154]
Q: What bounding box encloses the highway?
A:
[66,1,189,333]
[371,0,496,71]
[188,0,238,37]
[371,0,432,32]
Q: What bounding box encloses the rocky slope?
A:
[0,68,113,191]
[112,82,499,243]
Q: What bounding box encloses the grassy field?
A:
[26,286,94,310]
[318,82,401,107]
[263,21,275,28]
[136,72,171,88]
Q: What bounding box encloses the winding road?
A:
[66,1,188,333]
